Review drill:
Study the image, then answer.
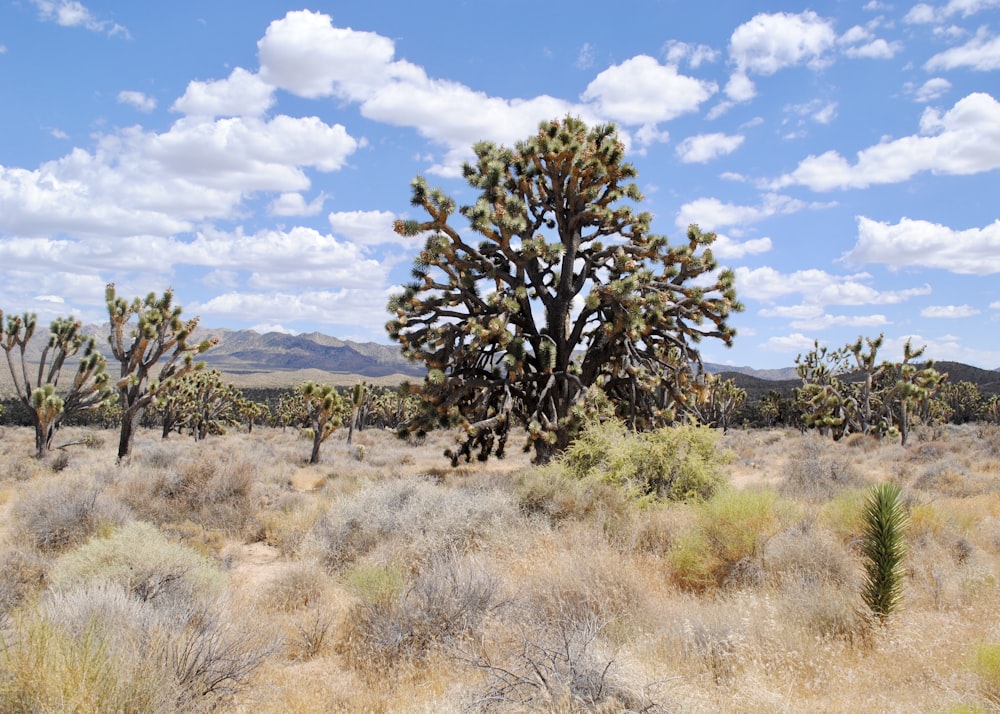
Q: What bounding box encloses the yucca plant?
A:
[861,482,908,623]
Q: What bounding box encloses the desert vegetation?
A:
[1,418,1000,712]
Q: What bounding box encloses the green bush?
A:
[560,420,729,502]
[970,643,1000,705]
[670,489,795,590]
[48,521,225,607]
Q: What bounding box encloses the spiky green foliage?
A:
[106,283,216,462]
[387,116,742,463]
[156,368,243,441]
[298,381,347,464]
[558,419,729,503]
[687,373,747,432]
[860,482,908,623]
[795,335,946,445]
[1,310,114,457]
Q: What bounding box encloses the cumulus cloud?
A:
[0,113,361,239]
[735,266,931,305]
[268,192,326,217]
[906,0,1000,23]
[729,11,837,75]
[675,133,745,163]
[845,216,1000,274]
[581,55,717,125]
[770,93,1000,190]
[676,193,829,231]
[663,40,719,68]
[838,24,902,59]
[926,28,1000,71]
[117,91,156,113]
[912,77,952,102]
[193,287,395,332]
[921,304,981,318]
[31,0,127,36]
[327,210,403,247]
[172,68,275,117]
[762,332,819,353]
[707,233,773,259]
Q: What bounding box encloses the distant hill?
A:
[195,328,424,380]
[2,325,999,395]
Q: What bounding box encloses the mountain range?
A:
[2,326,998,393]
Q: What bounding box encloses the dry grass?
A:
[1,422,1000,711]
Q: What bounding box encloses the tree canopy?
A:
[388,116,742,463]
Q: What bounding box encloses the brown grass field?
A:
[1,420,1000,712]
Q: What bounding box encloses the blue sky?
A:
[1,1,999,369]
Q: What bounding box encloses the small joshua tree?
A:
[1,310,114,457]
[106,284,215,462]
[861,482,908,624]
[299,381,346,464]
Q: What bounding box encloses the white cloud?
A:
[843,38,901,59]
[581,55,717,125]
[790,313,890,329]
[675,133,744,163]
[117,91,155,113]
[913,77,952,102]
[735,266,931,305]
[771,93,1000,190]
[992,301,1000,309]
[846,216,1000,274]
[729,11,837,75]
[926,28,1000,71]
[724,73,756,103]
[921,304,981,318]
[172,67,275,117]
[193,288,393,332]
[663,40,719,68]
[30,0,127,36]
[250,323,299,335]
[327,210,402,247]
[269,192,326,217]
[708,233,773,259]
[906,0,1000,23]
[786,99,839,125]
[575,42,595,70]
[257,10,395,101]
[762,332,819,353]
[0,113,361,240]
[676,193,826,231]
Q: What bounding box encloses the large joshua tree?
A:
[388,117,742,463]
[106,284,215,462]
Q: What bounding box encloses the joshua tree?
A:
[795,335,945,445]
[388,116,741,463]
[156,367,242,441]
[106,284,215,461]
[298,381,346,464]
[1,310,114,457]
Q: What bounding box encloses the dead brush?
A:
[336,552,502,675]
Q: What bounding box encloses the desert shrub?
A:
[465,616,647,711]
[309,477,520,570]
[344,562,406,606]
[259,561,329,613]
[0,588,176,713]
[513,466,628,523]
[119,450,260,537]
[782,435,864,500]
[970,643,1000,706]
[763,521,857,589]
[48,521,225,608]
[9,474,129,553]
[1,581,277,713]
[670,489,794,591]
[559,419,729,502]
[782,581,869,643]
[818,487,869,546]
[0,547,48,615]
[337,552,500,672]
